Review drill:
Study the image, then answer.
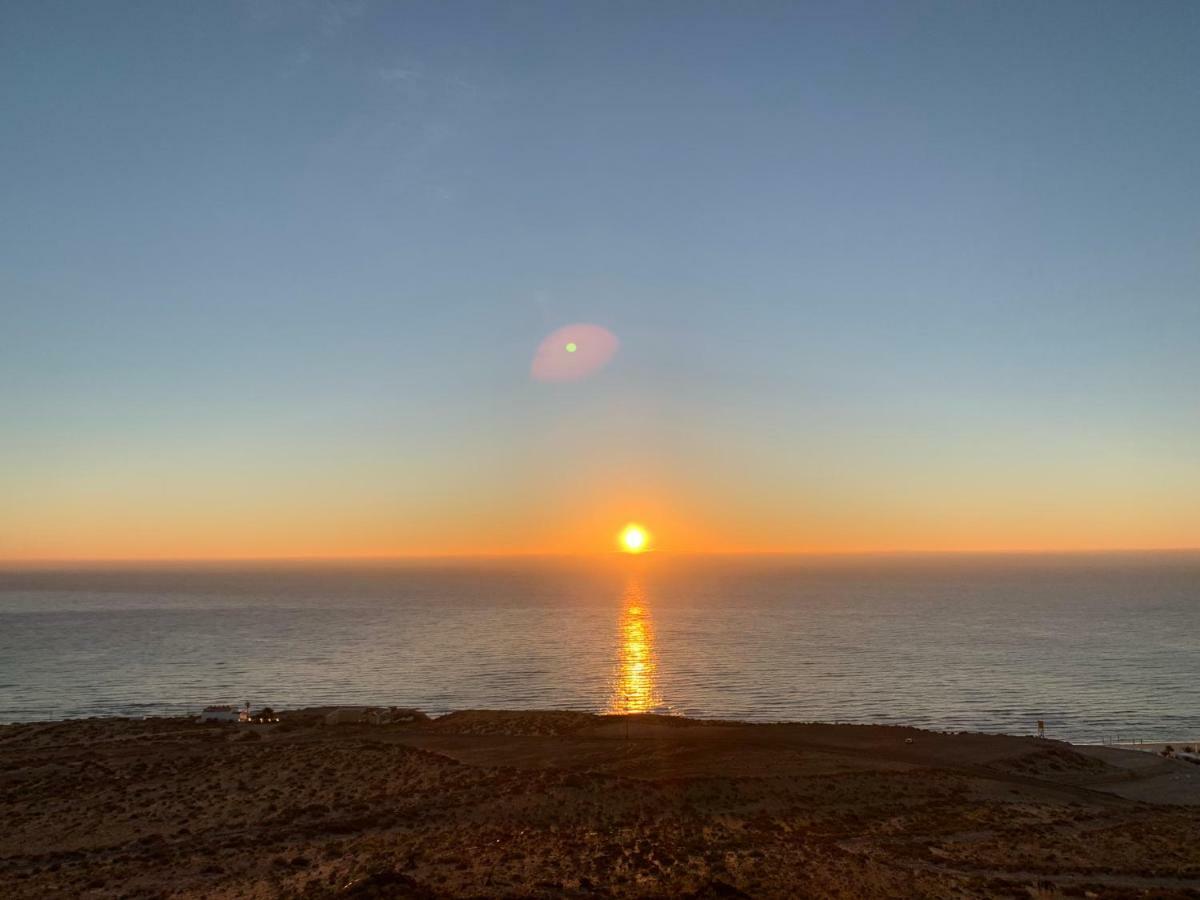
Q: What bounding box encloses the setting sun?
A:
[619,524,650,554]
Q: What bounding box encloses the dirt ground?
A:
[1,710,1198,898]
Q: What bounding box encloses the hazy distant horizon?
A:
[4,546,1200,569]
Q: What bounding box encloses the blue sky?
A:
[2,1,1198,557]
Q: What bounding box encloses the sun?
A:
[619,523,650,554]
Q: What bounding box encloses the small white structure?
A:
[199,703,250,723]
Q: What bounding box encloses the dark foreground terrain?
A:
[2,711,1199,898]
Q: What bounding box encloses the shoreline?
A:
[6,708,1200,750]
[11,706,1200,755]
[1096,739,1200,755]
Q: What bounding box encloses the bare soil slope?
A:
[1,712,1198,898]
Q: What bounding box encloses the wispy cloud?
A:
[238,3,495,204]
[377,65,420,84]
[240,0,370,38]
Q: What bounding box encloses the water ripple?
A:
[1,556,1198,742]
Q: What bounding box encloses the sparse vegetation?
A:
[0,714,1197,898]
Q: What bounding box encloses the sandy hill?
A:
[1,711,1198,898]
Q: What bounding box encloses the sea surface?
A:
[1,553,1197,743]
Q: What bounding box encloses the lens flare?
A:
[530,323,619,382]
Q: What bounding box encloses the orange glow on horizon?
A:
[2,478,1198,562]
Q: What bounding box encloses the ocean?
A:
[1,553,1197,743]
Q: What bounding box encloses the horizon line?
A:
[2,546,1199,566]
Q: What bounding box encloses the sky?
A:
[2,1,1198,560]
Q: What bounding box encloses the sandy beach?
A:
[2,710,1199,898]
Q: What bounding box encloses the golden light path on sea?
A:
[608,576,664,714]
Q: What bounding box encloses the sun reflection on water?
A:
[608,577,665,714]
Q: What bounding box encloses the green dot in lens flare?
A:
[565,342,577,353]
